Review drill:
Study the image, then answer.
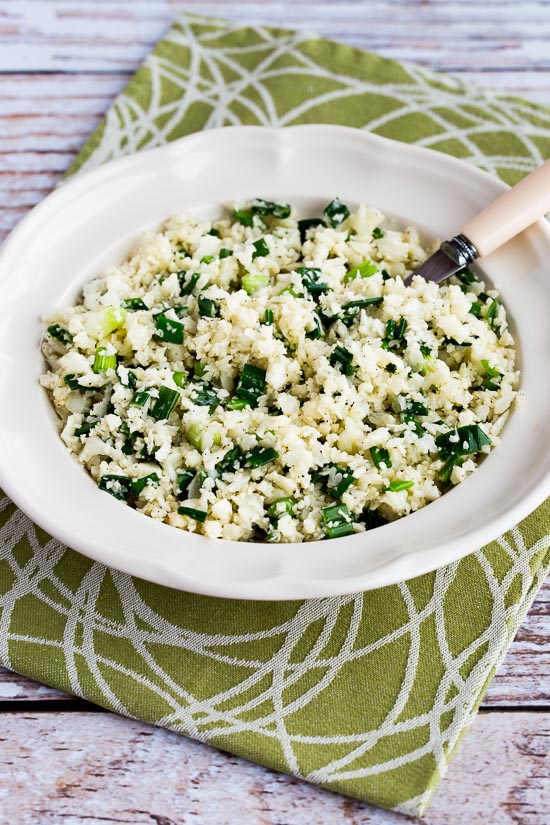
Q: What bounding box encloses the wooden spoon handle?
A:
[460,159,550,257]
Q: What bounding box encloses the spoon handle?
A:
[460,158,550,258]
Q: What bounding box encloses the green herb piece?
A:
[130,390,149,407]
[154,312,184,345]
[443,336,471,347]
[313,464,356,499]
[74,419,98,437]
[306,311,324,340]
[477,292,490,303]
[323,198,350,227]
[456,268,478,285]
[438,456,457,483]
[64,374,97,392]
[341,297,383,325]
[177,470,195,498]
[402,399,429,419]
[372,227,384,239]
[263,308,274,325]
[330,345,355,376]
[251,199,291,219]
[200,255,214,265]
[252,238,270,260]
[90,306,127,339]
[385,363,397,373]
[298,217,326,242]
[241,273,269,295]
[178,506,207,522]
[370,446,392,469]
[387,479,414,492]
[208,228,220,237]
[268,497,296,518]
[131,473,160,495]
[198,295,219,318]
[177,246,191,258]
[98,475,132,502]
[47,324,73,345]
[219,248,233,259]
[245,446,279,468]
[344,259,379,282]
[297,266,328,297]
[233,209,254,226]
[92,345,117,374]
[469,301,483,318]
[121,298,147,311]
[480,359,502,391]
[150,386,180,420]
[382,269,391,281]
[179,271,200,295]
[435,424,492,458]
[190,382,220,411]
[322,503,354,538]
[172,371,187,388]
[186,422,204,451]
[420,344,432,357]
[485,298,501,332]
[229,364,266,409]
[382,317,407,350]
[216,445,244,475]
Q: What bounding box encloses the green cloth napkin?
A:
[2,12,549,817]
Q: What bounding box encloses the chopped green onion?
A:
[252,238,270,259]
[177,246,191,258]
[130,390,150,407]
[121,298,147,311]
[47,324,73,345]
[219,248,233,259]
[485,298,501,332]
[344,259,379,282]
[74,419,98,437]
[93,345,117,374]
[323,198,350,227]
[179,271,200,296]
[330,345,355,376]
[131,473,160,495]
[456,268,478,285]
[385,363,397,373]
[226,397,250,411]
[370,446,392,469]
[178,506,207,523]
[341,297,383,325]
[268,497,296,518]
[297,267,328,297]
[186,422,204,451]
[150,386,180,420]
[241,273,269,295]
[172,371,187,388]
[90,306,127,340]
[469,301,483,318]
[387,480,414,492]
[208,228,220,237]
[420,344,432,358]
[443,336,471,347]
[245,446,279,468]
[98,475,132,502]
[438,456,457,483]
[229,364,266,409]
[154,313,184,344]
[402,399,428,419]
[263,308,274,325]
[435,424,492,458]
[177,470,195,498]
[382,317,407,350]
[372,227,384,239]
[64,374,97,392]
[216,445,244,475]
[251,199,291,219]
[233,209,254,226]
[298,217,326,242]
[322,503,354,538]
[306,311,324,340]
[313,464,356,499]
[200,255,214,264]
[480,359,502,391]
[198,295,219,318]
[382,269,391,281]
[190,382,220,410]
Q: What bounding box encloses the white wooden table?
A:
[0,2,548,822]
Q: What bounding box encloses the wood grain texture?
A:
[0,1,548,821]
[0,710,548,824]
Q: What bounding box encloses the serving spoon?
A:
[408,158,550,284]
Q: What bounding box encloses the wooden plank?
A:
[0,0,549,99]
[0,709,547,823]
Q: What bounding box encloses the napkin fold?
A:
[1,12,549,817]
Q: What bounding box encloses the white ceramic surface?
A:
[0,125,549,600]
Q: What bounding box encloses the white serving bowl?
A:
[0,125,548,600]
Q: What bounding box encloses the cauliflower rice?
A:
[40,198,518,542]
